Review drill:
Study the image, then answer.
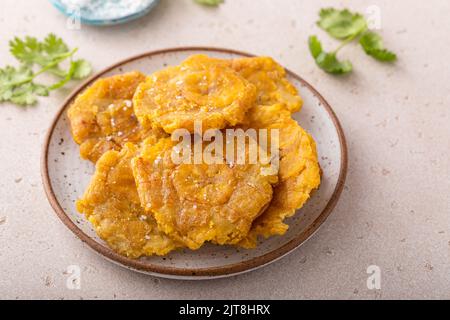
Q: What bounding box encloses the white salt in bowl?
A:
[49,0,160,25]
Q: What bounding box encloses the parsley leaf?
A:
[2,34,91,106]
[308,36,352,75]
[317,8,367,40]
[194,0,223,6]
[359,31,397,62]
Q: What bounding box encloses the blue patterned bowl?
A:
[49,0,160,26]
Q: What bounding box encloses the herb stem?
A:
[332,28,367,55]
[8,48,78,87]
[333,35,355,55]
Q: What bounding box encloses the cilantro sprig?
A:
[1,34,91,106]
[309,8,397,75]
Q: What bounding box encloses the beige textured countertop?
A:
[0,0,449,299]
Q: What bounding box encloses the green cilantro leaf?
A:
[72,59,92,80]
[10,82,49,106]
[194,0,223,6]
[309,35,323,59]
[0,66,48,106]
[9,34,81,79]
[42,33,70,57]
[9,37,42,65]
[48,59,91,90]
[317,8,367,40]
[316,53,353,75]
[2,34,91,106]
[308,36,352,75]
[0,66,31,101]
[10,34,70,67]
[359,31,397,62]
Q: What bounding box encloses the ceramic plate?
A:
[49,0,160,26]
[41,47,347,280]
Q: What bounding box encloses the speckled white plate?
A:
[41,47,347,280]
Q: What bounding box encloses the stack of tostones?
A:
[68,54,320,258]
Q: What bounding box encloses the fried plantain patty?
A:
[77,143,182,258]
[238,104,321,248]
[68,71,165,162]
[131,136,278,250]
[133,55,257,133]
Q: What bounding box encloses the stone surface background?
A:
[0,0,449,299]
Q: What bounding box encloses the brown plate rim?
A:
[41,46,348,278]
